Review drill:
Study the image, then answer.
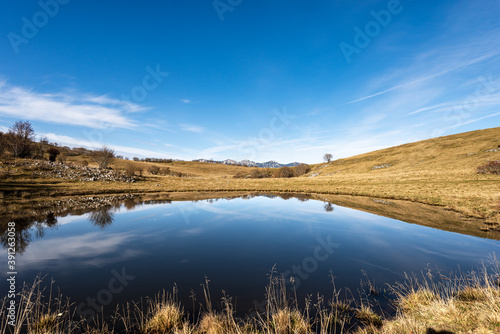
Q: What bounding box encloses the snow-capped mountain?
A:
[193,159,301,168]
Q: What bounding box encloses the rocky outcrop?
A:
[26,161,136,182]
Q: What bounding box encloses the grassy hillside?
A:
[62,127,499,180]
[1,127,499,230]
[308,126,500,177]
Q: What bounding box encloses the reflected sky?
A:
[1,196,499,315]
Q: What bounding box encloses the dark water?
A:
[1,195,499,318]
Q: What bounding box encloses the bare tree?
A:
[91,146,115,169]
[323,153,333,163]
[148,165,160,175]
[8,120,35,158]
[57,151,67,164]
[324,202,334,212]
[0,131,5,159]
[89,207,114,229]
[33,136,49,160]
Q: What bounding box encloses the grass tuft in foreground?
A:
[367,259,500,334]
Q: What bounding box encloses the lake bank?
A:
[2,173,499,236]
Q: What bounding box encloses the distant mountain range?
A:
[193,159,302,168]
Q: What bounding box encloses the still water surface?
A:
[1,195,498,315]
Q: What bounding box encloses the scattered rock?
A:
[371,164,392,170]
[372,198,393,205]
[25,161,136,182]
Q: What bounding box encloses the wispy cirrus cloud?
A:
[0,81,143,129]
[339,18,500,141]
[409,92,500,116]
[346,13,500,106]
[180,124,204,133]
[84,94,149,113]
[346,52,500,105]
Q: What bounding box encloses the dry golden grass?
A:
[30,313,58,334]
[270,309,310,334]
[198,313,239,334]
[360,261,500,334]
[366,285,500,333]
[143,303,184,334]
[354,305,382,329]
[2,127,500,230]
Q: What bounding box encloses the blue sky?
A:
[0,0,499,163]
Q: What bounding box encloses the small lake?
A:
[1,194,499,318]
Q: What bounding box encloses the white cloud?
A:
[180,99,191,104]
[84,94,149,113]
[180,124,204,133]
[41,132,181,159]
[0,82,142,129]
[409,103,449,115]
[18,232,138,265]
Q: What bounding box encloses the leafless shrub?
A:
[294,163,310,176]
[57,152,67,164]
[249,168,265,178]
[91,146,115,169]
[272,166,294,178]
[148,165,160,175]
[124,163,141,177]
[477,161,500,175]
[233,172,247,179]
[159,167,170,176]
